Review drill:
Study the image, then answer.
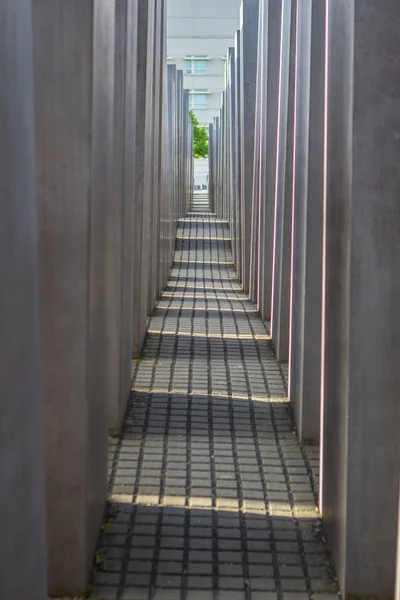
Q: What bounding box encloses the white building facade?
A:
[167,0,241,189]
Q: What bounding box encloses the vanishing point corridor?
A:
[3,2,400,597]
[92,207,339,599]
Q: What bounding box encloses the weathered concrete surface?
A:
[258,0,282,322]
[176,69,185,218]
[321,0,400,594]
[182,89,190,220]
[227,45,238,271]
[209,123,215,211]
[110,0,138,428]
[220,92,227,219]
[32,0,115,593]
[249,0,263,306]
[166,65,177,274]
[158,9,169,296]
[218,93,224,218]
[240,0,259,294]
[133,0,155,356]
[288,0,312,434]
[249,0,264,306]
[0,2,47,597]
[288,0,320,443]
[118,0,138,425]
[224,87,228,224]
[233,30,242,280]
[271,0,295,362]
[290,0,325,444]
[158,0,167,293]
[148,0,164,312]
[214,116,220,215]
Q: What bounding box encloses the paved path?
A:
[92,211,338,600]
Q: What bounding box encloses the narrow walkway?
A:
[92,210,338,600]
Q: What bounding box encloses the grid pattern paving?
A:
[91,210,339,600]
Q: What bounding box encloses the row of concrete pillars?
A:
[0,1,192,597]
[209,0,400,597]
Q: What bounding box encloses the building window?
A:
[185,55,208,75]
[189,90,208,109]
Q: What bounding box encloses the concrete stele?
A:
[321,0,400,594]
[33,0,115,593]
[0,1,47,597]
[248,0,264,306]
[110,0,139,428]
[271,0,296,362]
[234,30,242,280]
[239,0,260,295]
[288,0,322,443]
[289,0,325,444]
[133,0,155,355]
[258,0,282,322]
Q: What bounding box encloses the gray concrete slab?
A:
[234,31,242,280]
[258,0,282,322]
[118,0,138,424]
[253,0,267,310]
[110,0,138,429]
[159,0,167,294]
[248,0,263,305]
[213,117,220,215]
[240,0,260,294]
[142,0,156,317]
[271,0,295,362]
[32,0,115,593]
[167,65,177,267]
[161,11,170,291]
[214,116,220,215]
[209,123,215,211]
[227,46,237,270]
[184,90,191,213]
[180,73,189,220]
[321,0,400,594]
[0,2,47,597]
[133,0,155,356]
[289,0,325,443]
[220,92,224,218]
[222,92,226,220]
[288,0,316,443]
[182,89,189,217]
[158,27,169,294]
[189,123,194,210]
[177,70,184,218]
[148,0,164,312]
[217,96,224,218]
[224,54,232,226]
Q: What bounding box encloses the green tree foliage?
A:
[189,109,209,159]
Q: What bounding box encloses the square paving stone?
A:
[156,574,182,587]
[188,576,214,589]
[186,592,213,600]
[188,562,213,575]
[217,592,247,600]
[124,573,151,586]
[121,588,150,600]
[218,576,245,590]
